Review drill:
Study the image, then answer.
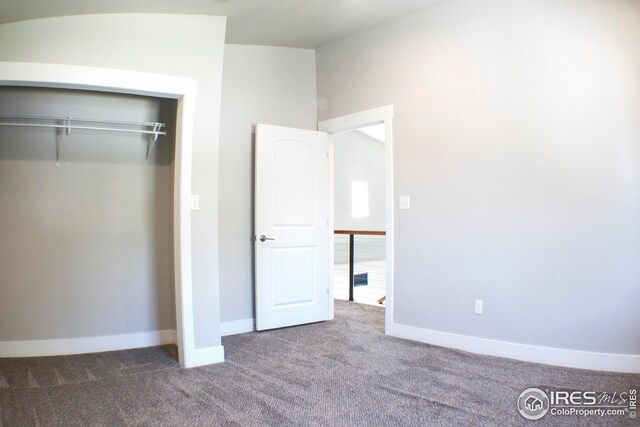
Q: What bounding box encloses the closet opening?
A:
[0,62,203,367]
[0,86,178,361]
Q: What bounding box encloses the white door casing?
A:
[255,124,331,331]
[0,61,221,367]
[318,105,394,331]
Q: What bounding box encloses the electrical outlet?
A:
[474,299,483,315]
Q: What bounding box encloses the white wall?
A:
[219,44,317,324]
[333,130,385,231]
[0,14,226,350]
[317,0,640,355]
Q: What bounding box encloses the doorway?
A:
[333,124,387,306]
[320,106,394,333]
[253,107,393,333]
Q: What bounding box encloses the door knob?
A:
[259,235,275,242]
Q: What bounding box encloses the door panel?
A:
[271,246,315,307]
[271,140,315,227]
[255,124,331,331]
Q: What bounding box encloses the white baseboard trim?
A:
[0,330,177,358]
[389,322,640,373]
[221,318,254,336]
[184,345,225,368]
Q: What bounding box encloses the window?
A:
[351,181,369,218]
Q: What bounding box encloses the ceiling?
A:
[0,0,440,48]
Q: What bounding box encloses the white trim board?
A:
[221,319,255,337]
[183,345,225,368]
[0,330,177,358]
[0,62,219,368]
[389,322,640,374]
[319,105,393,134]
[0,62,197,97]
[319,105,395,333]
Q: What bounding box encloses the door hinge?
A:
[327,151,329,157]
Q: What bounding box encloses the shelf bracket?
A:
[56,135,62,167]
[146,123,162,160]
[56,117,72,167]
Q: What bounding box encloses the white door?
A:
[255,124,331,331]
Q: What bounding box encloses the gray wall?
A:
[219,44,317,323]
[333,130,385,231]
[317,0,640,354]
[0,14,226,349]
[0,87,176,340]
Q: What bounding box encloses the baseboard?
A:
[184,345,225,368]
[389,322,640,373]
[0,330,177,358]
[221,318,255,336]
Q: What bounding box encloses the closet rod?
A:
[0,122,166,136]
[0,114,166,137]
[0,114,166,127]
[0,114,168,165]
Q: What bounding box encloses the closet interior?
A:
[0,87,177,348]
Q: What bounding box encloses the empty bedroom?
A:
[1,0,639,425]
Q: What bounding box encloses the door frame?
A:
[319,105,394,333]
[0,62,205,367]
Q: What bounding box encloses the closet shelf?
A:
[0,114,167,165]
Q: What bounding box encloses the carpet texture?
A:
[1,301,638,426]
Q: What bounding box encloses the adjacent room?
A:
[333,124,388,307]
[0,0,639,425]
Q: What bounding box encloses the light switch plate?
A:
[474,299,483,315]
[191,195,200,211]
[399,196,410,210]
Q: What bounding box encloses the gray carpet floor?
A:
[0,301,638,426]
